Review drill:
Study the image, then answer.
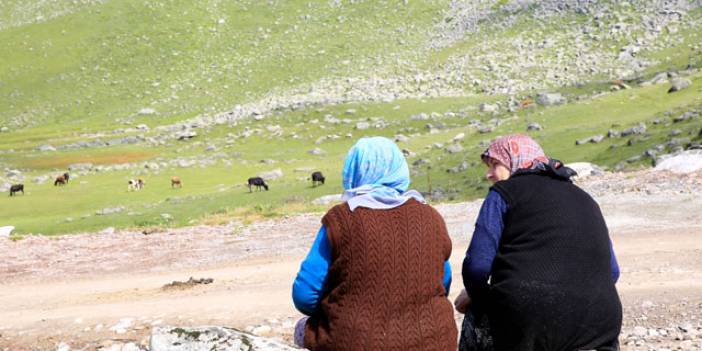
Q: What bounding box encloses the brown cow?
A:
[54,175,67,186]
[171,177,182,188]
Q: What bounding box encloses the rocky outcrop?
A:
[149,326,297,351]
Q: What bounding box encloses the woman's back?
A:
[304,199,457,351]
[489,173,622,350]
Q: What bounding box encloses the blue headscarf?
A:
[341,137,425,211]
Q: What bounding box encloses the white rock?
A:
[632,326,647,337]
[150,326,297,351]
[655,150,702,174]
[251,325,272,336]
[355,121,370,130]
[110,318,134,334]
[0,226,14,238]
[479,103,498,113]
[139,108,156,115]
[566,162,604,179]
[56,342,71,351]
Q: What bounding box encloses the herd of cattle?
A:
[7,171,326,196]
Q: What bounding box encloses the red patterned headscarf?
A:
[481,135,551,174]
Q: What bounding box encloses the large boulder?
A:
[654,150,702,174]
[667,78,691,93]
[150,326,298,351]
[0,226,14,238]
[535,92,565,106]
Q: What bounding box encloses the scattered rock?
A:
[576,135,604,145]
[395,134,409,142]
[6,169,22,178]
[258,169,283,181]
[100,227,115,235]
[96,206,126,216]
[447,162,469,173]
[621,123,647,136]
[162,277,214,290]
[527,123,543,131]
[445,144,464,154]
[36,144,56,152]
[667,78,691,93]
[655,150,702,174]
[673,111,698,123]
[33,175,50,184]
[308,148,326,156]
[566,162,604,179]
[452,133,465,142]
[479,103,498,113]
[251,325,272,336]
[355,121,370,130]
[0,226,14,238]
[176,131,197,140]
[536,92,565,106]
[138,108,156,115]
[109,318,134,334]
[478,125,495,134]
[0,126,8,133]
[150,326,297,351]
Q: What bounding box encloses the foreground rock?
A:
[654,150,702,174]
[0,226,14,238]
[150,326,297,351]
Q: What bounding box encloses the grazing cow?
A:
[54,174,67,186]
[171,176,182,188]
[9,184,24,197]
[247,177,269,192]
[128,179,145,191]
[63,172,70,182]
[311,171,325,187]
[519,98,535,109]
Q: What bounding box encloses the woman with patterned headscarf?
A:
[455,134,622,351]
[292,136,457,351]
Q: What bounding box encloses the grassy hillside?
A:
[1,0,701,235]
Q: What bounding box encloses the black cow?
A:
[63,172,70,182]
[247,177,269,192]
[9,184,24,196]
[311,171,325,187]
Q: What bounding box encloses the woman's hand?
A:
[454,289,471,314]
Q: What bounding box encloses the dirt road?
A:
[1,170,701,350]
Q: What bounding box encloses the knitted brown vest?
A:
[304,199,457,351]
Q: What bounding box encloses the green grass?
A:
[1,1,702,235]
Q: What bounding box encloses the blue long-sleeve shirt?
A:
[462,190,620,298]
[292,225,453,316]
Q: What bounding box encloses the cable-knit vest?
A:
[304,198,457,351]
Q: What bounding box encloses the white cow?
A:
[128,179,145,191]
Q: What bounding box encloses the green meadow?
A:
[1,1,700,235]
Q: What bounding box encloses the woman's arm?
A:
[292,225,332,316]
[443,260,452,295]
[462,190,507,300]
[610,239,620,283]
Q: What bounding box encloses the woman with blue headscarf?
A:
[291,137,457,351]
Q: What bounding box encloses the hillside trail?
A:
[0,169,701,350]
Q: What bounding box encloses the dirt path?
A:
[1,170,701,350]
